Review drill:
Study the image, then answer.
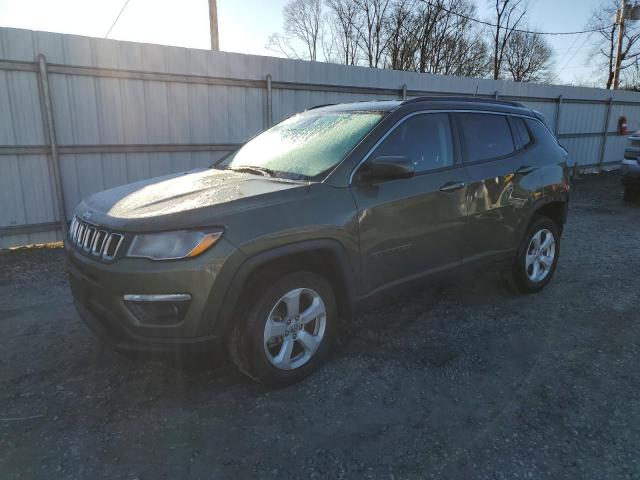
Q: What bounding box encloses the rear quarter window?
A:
[511,117,532,148]
[458,113,515,163]
[525,118,558,149]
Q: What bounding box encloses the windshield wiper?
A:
[229,166,277,177]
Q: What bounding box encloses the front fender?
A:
[205,238,358,339]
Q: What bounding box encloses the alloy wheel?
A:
[525,228,556,282]
[263,288,327,370]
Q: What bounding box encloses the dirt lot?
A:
[1,172,639,479]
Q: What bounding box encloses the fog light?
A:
[123,294,191,326]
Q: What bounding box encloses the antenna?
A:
[474,85,479,97]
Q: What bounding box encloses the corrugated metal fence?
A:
[1,26,639,248]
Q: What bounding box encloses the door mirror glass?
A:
[366,155,415,180]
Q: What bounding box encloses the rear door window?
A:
[457,113,516,163]
[370,113,454,173]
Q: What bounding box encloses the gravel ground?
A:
[1,172,639,479]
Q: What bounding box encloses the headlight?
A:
[127,230,223,260]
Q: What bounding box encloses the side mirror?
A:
[364,155,414,181]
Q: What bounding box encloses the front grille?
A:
[68,215,124,261]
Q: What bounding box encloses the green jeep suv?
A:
[65,97,570,385]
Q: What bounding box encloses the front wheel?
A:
[228,271,336,386]
[503,215,561,294]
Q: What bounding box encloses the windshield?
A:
[222,110,383,180]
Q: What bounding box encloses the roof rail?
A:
[305,103,337,111]
[402,96,525,108]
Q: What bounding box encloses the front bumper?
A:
[66,237,241,353]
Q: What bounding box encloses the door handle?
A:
[439,181,466,193]
[515,165,537,175]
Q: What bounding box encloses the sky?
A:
[0,0,605,84]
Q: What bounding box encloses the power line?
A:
[559,32,596,72]
[421,0,613,36]
[556,32,583,68]
[105,0,133,39]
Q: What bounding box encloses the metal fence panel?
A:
[560,136,602,166]
[519,100,557,125]
[6,71,45,144]
[0,71,16,144]
[0,153,59,247]
[559,103,607,136]
[0,156,27,227]
[604,135,628,165]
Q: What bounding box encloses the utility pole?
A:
[209,0,219,51]
[613,0,627,89]
[613,0,640,89]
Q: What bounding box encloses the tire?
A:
[228,271,337,386]
[503,215,561,294]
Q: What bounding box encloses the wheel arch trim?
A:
[518,193,568,242]
[211,238,357,338]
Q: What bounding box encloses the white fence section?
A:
[1,26,639,248]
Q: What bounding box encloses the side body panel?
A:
[462,151,536,264]
[348,111,467,295]
[457,114,569,268]
[351,168,467,295]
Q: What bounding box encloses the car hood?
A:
[76,168,310,232]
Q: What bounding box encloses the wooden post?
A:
[613,0,626,89]
[209,0,219,51]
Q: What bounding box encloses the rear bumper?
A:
[66,237,242,353]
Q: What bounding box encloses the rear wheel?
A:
[228,271,336,385]
[503,215,560,294]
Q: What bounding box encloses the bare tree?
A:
[325,0,361,65]
[412,0,447,73]
[384,0,490,77]
[267,33,302,59]
[385,0,419,70]
[589,0,640,89]
[415,0,489,76]
[353,0,393,68]
[267,0,508,82]
[622,60,640,90]
[267,0,324,61]
[503,30,553,82]
[490,0,527,79]
[439,30,492,77]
